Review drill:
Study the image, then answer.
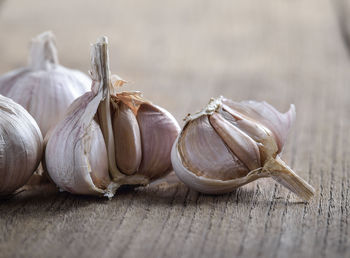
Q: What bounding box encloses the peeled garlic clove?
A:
[112,101,142,175]
[222,98,295,152]
[0,31,90,136]
[136,103,181,179]
[172,97,315,201]
[0,95,43,195]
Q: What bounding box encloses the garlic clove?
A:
[45,38,118,196]
[112,101,142,175]
[209,112,261,171]
[45,92,113,196]
[177,115,248,181]
[136,103,181,179]
[222,98,295,152]
[220,106,278,162]
[0,95,43,195]
[86,121,110,190]
[221,105,272,142]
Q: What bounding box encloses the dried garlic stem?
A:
[95,37,149,186]
[263,156,315,201]
[95,37,123,180]
[29,31,59,70]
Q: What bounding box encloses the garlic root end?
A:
[104,182,120,199]
[113,174,149,186]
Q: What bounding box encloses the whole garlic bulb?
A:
[171,97,315,201]
[0,95,43,195]
[0,31,90,136]
[45,37,180,197]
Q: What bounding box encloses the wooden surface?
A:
[1,0,350,257]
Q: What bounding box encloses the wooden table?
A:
[1,0,350,257]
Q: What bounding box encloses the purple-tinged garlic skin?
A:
[172,97,314,201]
[0,31,90,136]
[0,95,43,195]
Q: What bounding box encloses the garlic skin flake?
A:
[45,37,180,197]
[0,95,43,195]
[0,31,90,136]
[171,97,315,201]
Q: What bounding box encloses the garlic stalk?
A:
[171,97,315,201]
[0,95,43,196]
[0,31,90,136]
[45,37,180,197]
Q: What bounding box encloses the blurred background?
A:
[1,0,349,124]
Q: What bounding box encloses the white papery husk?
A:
[0,95,43,195]
[0,31,90,136]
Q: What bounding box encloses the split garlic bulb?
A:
[0,31,90,136]
[0,95,43,195]
[45,37,180,197]
[171,97,315,201]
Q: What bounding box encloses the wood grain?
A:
[0,0,350,257]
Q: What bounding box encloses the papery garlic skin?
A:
[0,31,90,136]
[176,115,248,181]
[0,95,43,195]
[171,97,315,201]
[45,92,112,196]
[172,144,263,194]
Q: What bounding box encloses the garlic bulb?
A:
[0,95,43,195]
[45,37,180,197]
[171,97,315,201]
[0,31,90,136]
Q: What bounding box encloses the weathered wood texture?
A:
[0,0,350,257]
